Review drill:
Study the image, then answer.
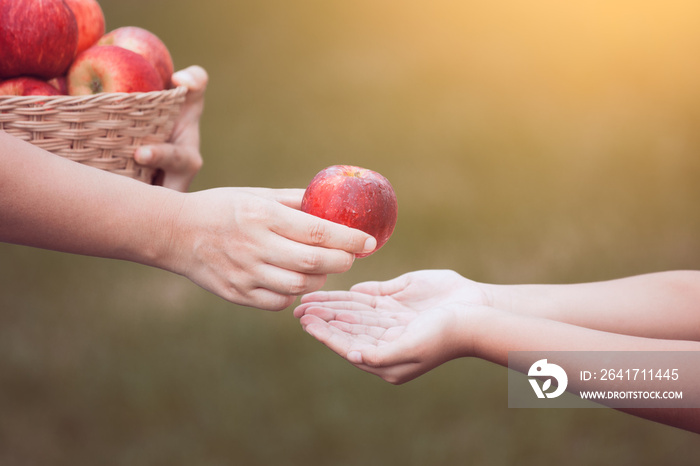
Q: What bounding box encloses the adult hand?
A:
[294,270,489,383]
[134,65,208,192]
[165,187,377,311]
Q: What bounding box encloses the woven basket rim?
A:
[0,86,187,105]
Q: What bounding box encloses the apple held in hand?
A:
[301,165,398,258]
[0,77,62,96]
[63,0,106,56]
[68,45,164,95]
[0,0,78,79]
[98,26,174,89]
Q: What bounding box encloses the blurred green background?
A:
[2,0,700,463]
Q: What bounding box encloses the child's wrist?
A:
[479,282,512,311]
[450,304,494,359]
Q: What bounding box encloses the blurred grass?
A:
[3,0,700,463]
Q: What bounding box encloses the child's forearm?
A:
[470,307,700,364]
[483,271,700,341]
[0,131,181,270]
[466,307,700,432]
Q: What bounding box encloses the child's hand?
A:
[135,65,208,192]
[294,270,490,383]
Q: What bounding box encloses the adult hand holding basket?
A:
[132,65,208,191]
[0,0,204,191]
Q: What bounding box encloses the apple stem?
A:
[90,78,103,94]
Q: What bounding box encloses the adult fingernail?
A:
[363,237,377,253]
[172,71,194,88]
[136,147,152,163]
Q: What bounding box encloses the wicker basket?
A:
[0,86,187,183]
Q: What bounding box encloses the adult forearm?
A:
[483,271,700,340]
[0,131,181,269]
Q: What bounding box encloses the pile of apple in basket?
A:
[0,0,174,95]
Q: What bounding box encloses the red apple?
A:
[0,77,62,96]
[0,0,79,79]
[67,45,164,95]
[48,76,69,94]
[301,165,398,258]
[98,26,174,89]
[63,0,106,56]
